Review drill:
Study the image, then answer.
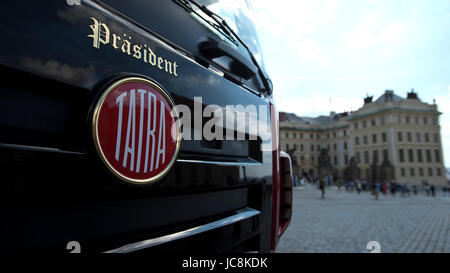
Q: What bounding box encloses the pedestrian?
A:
[426,185,430,196]
[391,182,396,196]
[382,182,388,195]
[431,185,436,197]
[401,183,407,197]
[413,185,418,196]
[356,181,361,194]
[373,181,380,200]
[319,179,326,199]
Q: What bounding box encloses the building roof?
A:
[279,89,434,126]
[279,112,347,125]
[374,90,404,104]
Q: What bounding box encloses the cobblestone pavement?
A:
[276,184,450,253]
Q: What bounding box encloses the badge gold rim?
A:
[92,77,181,185]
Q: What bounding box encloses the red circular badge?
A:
[92,77,180,185]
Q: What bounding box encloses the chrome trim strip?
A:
[104,207,260,253]
[0,143,86,156]
[176,159,261,166]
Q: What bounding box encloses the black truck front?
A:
[0,0,291,253]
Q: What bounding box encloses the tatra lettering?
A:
[123,89,137,171]
[155,100,166,169]
[144,92,157,173]
[88,17,179,77]
[115,92,127,161]
[114,89,167,173]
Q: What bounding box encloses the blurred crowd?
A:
[292,175,450,200]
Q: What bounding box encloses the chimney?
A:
[364,95,373,104]
[407,88,419,100]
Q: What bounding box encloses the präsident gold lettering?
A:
[87,17,179,77]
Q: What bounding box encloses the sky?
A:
[249,0,450,167]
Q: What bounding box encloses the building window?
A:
[432,117,437,125]
[333,132,336,138]
[317,134,320,139]
[294,144,297,150]
[407,132,412,142]
[317,145,320,151]
[437,168,442,176]
[419,168,424,177]
[372,134,377,144]
[293,133,296,138]
[426,149,432,162]
[415,116,419,124]
[398,131,403,142]
[345,155,348,165]
[286,144,289,150]
[401,168,405,177]
[300,156,304,161]
[382,132,387,143]
[434,133,439,143]
[416,132,421,142]
[435,150,441,163]
[354,123,359,129]
[355,137,359,146]
[381,116,386,125]
[417,149,423,163]
[371,119,376,126]
[364,151,369,164]
[364,135,368,145]
[311,156,315,163]
[410,168,415,177]
[300,133,303,139]
[399,149,405,163]
[425,133,429,143]
[356,152,361,164]
[406,116,410,124]
[408,149,414,162]
[311,145,314,152]
[333,144,337,151]
[428,168,433,176]
[363,120,367,128]
[301,144,304,151]
[285,132,289,138]
[423,117,428,124]
[310,133,313,139]
[383,149,389,161]
[373,150,379,163]
[398,116,402,123]
[334,156,338,165]
[327,133,330,139]
[344,142,347,150]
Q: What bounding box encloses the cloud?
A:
[20,57,95,82]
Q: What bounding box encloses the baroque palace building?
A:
[279,90,447,186]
